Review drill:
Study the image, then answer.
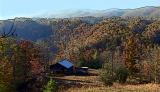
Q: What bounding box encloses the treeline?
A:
[0,38,49,92]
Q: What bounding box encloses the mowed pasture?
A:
[52,69,160,92]
[66,84,160,92]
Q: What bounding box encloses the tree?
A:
[19,40,46,75]
[0,19,17,38]
[43,79,57,92]
[100,50,114,86]
[148,45,160,83]
[0,38,31,91]
[123,34,142,75]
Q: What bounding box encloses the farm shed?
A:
[50,59,74,74]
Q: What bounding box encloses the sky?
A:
[0,0,160,19]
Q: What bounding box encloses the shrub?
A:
[100,72,113,86]
[0,84,15,92]
[0,84,10,92]
[100,62,114,86]
[116,67,128,84]
[43,79,57,92]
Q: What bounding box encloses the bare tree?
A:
[0,19,17,38]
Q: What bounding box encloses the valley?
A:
[1,6,160,92]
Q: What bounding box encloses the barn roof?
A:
[58,59,73,69]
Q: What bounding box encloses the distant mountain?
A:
[122,6,160,17]
[39,6,160,18]
[0,6,160,42]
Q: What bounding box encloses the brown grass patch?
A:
[54,69,160,92]
[66,83,160,92]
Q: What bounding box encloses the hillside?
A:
[0,18,52,41]
[0,6,160,61]
[1,18,160,62]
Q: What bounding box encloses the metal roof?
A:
[58,59,73,69]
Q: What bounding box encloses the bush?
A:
[116,67,128,84]
[100,72,113,86]
[43,79,57,92]
[0,84,9,92]
[100,62,114,86]
[0,84,14,92]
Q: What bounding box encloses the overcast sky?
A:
[0,0,159,19]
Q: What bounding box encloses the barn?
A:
[50,59,74,74]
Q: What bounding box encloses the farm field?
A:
[66,84,160,92]
[53,69,160,92]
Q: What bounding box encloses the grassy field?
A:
[66,84,160,92]
[53,69,160,92]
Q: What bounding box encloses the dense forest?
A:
[1,16,160,91]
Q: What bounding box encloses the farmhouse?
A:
[50,59,74,74]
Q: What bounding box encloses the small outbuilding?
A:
[50,59,74,74]
[75,67,89,75]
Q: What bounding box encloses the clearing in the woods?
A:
[53,69,160,92]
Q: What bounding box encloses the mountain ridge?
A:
[37,6,160,18]
[0,6,160,42]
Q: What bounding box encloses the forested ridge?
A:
[1,16,160,91]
